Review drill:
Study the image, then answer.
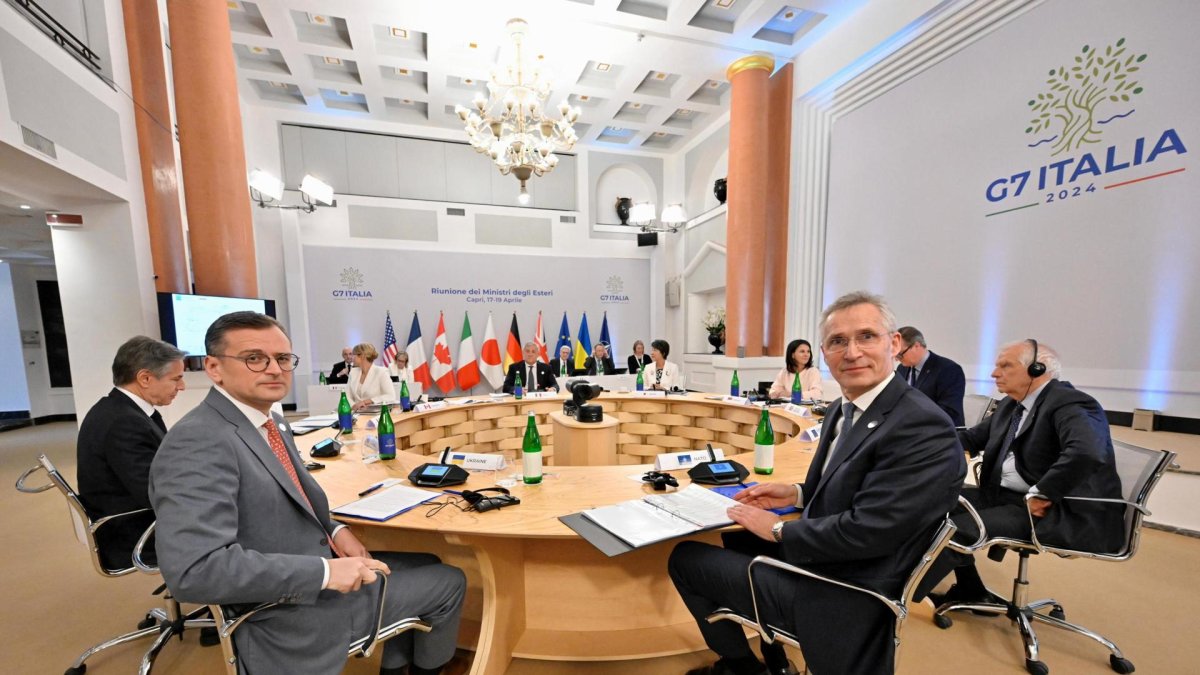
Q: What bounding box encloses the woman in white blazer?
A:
[648,339,681,391]
[346,342,397,411]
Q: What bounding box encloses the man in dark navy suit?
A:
[77,336,186,569]
[328,346,353,384]
[503,342,559,393]
[919,340,1123,605]
[669,292,965,675]
[894,326,967,425]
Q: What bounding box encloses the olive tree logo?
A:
[1025,37,1147,156]
[339,267,364,290]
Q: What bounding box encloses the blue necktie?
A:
[822,402,857,473]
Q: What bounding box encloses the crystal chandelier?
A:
[455,18,581,205]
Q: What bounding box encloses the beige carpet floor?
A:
[3,422,1198,674]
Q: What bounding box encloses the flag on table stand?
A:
[573,313,592,372]
[430,312,456,393]
[554,312,572,358]
[407,312,432,389]
[599,311,612,351]
[503,313,523,372]
[381,311,399,369]
[456,313,480,391]
[480,313,504,390]
[533,311,549,363]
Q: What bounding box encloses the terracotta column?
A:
[165,0,257,297]
[764,63,793,355]
[122,0,188,294]
[725,55,773,357]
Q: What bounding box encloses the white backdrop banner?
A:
[824,0,1198,414]
[302,246,651,394]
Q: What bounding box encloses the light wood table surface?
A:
[303,394,817,675]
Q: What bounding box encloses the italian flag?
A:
[430,312,456,393]
[456,313,481,391]
[479,313,504,390]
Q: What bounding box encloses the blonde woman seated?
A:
[648,339,681,391]
[346,342,397,412]
[768,338,823,401]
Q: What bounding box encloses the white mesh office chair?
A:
[706,517,957,674]
[16,454,213,675]
[933,441,1177,675]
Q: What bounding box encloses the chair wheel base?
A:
[933,614,953,629]
[1110,655,1135,673]
[1025,658,1049,675]
[65,666,86,675]
[137,614,157,630]
[1049,605,1066,621]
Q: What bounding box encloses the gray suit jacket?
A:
[150,388,380,674]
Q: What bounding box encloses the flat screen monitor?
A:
[157,292,277,356]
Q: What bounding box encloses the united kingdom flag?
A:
[381,311,399,367]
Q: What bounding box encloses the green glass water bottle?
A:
[514,369,524,400]
[753,407,774,475]
[731,369,740,397]
[635,365,645,392]
[378,405,396,460]
[400,379,411,411]
[337,391,353,435]
[522,412,542,484]
[791,371,802,404]
[318,371,327,385]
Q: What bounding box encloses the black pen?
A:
[358,482,386,497]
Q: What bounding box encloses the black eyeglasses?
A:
[897,342,915,359]
[210,353,300,372]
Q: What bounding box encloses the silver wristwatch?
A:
[771,520,785,543]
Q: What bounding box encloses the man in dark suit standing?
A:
[503,342,559,393]
[669,292,965,675]
[77,336,185,569]
[328,346,353,384]
[150,312,465,675]
[894,326,966,425]
[583,342,617,375]
[919,340,1123,605]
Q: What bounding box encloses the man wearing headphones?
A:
[918,340,1124,606]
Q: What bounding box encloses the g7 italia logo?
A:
[984,37,1188,218]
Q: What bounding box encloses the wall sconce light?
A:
[248,170,336,213]
[630,201,688,233]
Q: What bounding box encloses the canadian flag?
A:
[479,313,504,390]
[533,311,549,363]
[430,312,456,393]
[456,312,480,391]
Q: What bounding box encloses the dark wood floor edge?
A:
[1106,410,1200,435]
[1145,521,1200,540]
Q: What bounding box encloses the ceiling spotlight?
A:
[595,63,611,72]
[19,204,32,210]
[323,56,342,65]
[391,27,408,38]
[246,170,335,213]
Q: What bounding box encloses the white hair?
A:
[818,291,898,341]
[1001,339,1062,379]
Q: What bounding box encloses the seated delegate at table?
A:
[549,345,575,379]
[647,339,680,390]
[894,326,966,426]
[583,342,617,375]
[389,349,411,383]
[503,342,559,393]
[328,346,353,384]
[346,342,397,411]
[768,338,823,401]
[628,340,651,376]
[669,291,964,675]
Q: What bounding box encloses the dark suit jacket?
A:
[502,361,559,393]
[961,379,1124,552]
[77,388,164,570]
[583,355,617,376]
[628,354,651,374]
[328,360,351,384]
[895,351,966,425]
[782,376,966,596]
[548,358,575,379]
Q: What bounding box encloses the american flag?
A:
[381,311,399,367]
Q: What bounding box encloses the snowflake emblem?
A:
[340,267,364,290]
[605,275,624,293]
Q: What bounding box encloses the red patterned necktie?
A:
[263,419,341,557]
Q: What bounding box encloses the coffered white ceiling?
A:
[226,0,866,152]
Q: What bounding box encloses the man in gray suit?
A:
[150,312,465,675]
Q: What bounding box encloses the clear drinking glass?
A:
[497,448,520,487]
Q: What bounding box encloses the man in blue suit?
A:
[894,326,967,426]
[668,292,965,675]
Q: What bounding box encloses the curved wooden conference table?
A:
[305,392,818,675]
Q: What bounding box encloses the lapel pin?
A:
[866,421,879,429]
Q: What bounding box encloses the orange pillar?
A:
[166,0,257,298]
[725,55,774,357]
[764,63,793,356]
[122,0,189,294]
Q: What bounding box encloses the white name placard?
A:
[442,451,505,471]
[655,447,727,471]
[414,401,449,412]
[783,403,813,418]
[799,427,821,443]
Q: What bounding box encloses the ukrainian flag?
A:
[573,313,592,371]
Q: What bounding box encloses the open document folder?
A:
[331,484,438,521]
[560,484,738,556]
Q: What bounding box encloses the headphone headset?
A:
[1026,339,1047,378]
[642,471,679,491]
[461,487,520,512]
